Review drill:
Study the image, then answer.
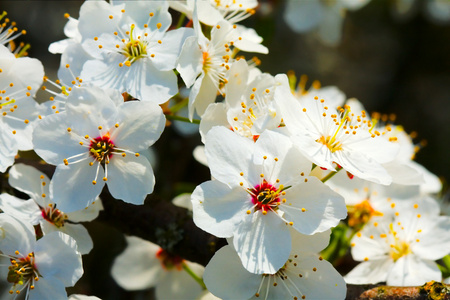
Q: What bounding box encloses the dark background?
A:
[2,0,449,299]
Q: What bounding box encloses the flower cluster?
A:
[0,1,448,300]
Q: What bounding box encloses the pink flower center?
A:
[89,134,115,163]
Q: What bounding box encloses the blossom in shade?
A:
[0,214,83,299]
[204,229,346,300]
[0,163,102,254]
[325,169,431,230]
[191,127,346,274]
[0,44,43,172]
[283,0,371,45]
[33,85,165,212]
[345,199,450,286]
[111,236,204,300]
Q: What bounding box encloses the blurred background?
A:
[1,0,449,299]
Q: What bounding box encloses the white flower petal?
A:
[192,180,251,238]
[189,72,218,118]
[155,262,204,300]
[177,36,203,88]
[65,86,118,136]
[344,259,391,284]
[106,154,154,205]
[65,199,103,222]
[30,276,67,300]
[205,126,255,187]
[112,100,165,152]
[199,103,229,144]
[387,255,441,286]
[51,162,105,213]
[253,130,311,184]
[282,253,346,300]
[34,231,83,287]
[290,228,331,253]
[412,216,450,260]
[8,163,50,203]
[282,177,347,235]
[0,213,35,256]
[152,27,195,71]
[283,0,323,32]
[204,245,261,300]
[41,221,93,255]
[33,112,86,166]
[172,193,193,211]
[0,194,41,225]
[111,236,162,290]
[69,295,101,300]
[233,211,291,274]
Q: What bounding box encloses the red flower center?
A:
[41,206,66,228]
[89,134,115,163]
[156,249,184,271]
[250,180,280,213]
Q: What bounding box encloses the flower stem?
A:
[182,261,207,290]
[165,114,200,124]
[176,14,186,29]
[170,97,189,114]
[321,165,342,183]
